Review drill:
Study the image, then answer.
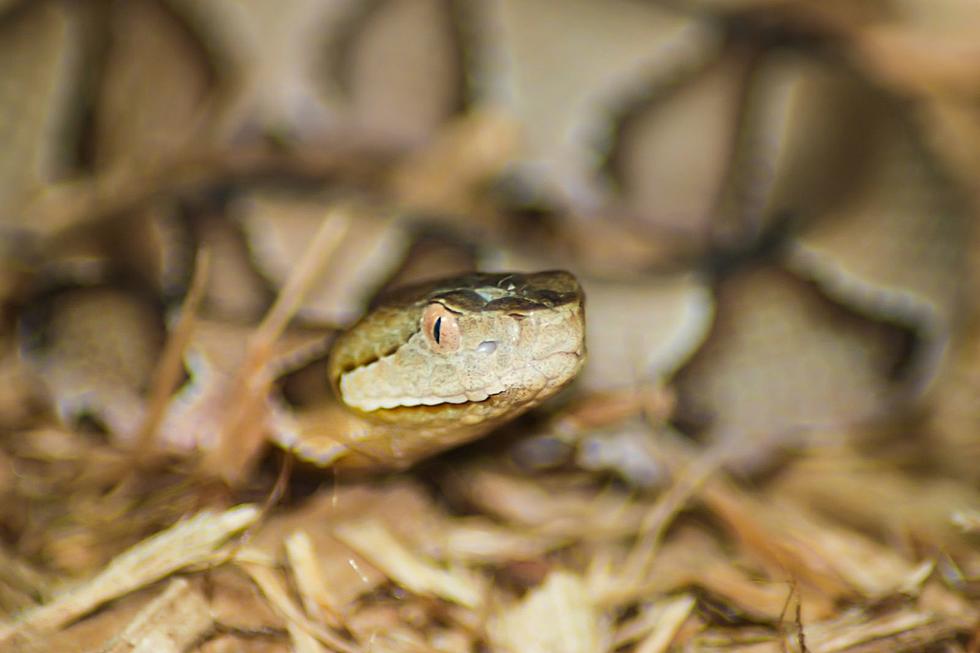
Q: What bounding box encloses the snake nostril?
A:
[477,340,498,354]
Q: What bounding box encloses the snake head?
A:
[329,270,586,422]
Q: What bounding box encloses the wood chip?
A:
[0,505,258,642]
[237,556,358,653]
[284,531,344,628]
[99,578,213,653]
[634,594,696,653]
[487,571,606,653]
[333,519,484,610]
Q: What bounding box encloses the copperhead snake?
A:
[271,270,586,471]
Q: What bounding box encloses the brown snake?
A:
[272,270,586,471]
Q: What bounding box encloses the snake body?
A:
[273,270,586,471]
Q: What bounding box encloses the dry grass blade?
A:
[704,476,934,599]
[135,248,211,457]
[288,621,330,653]
[618,438,726,587]
[251,207,352,345]
[801,607,963,653]
[203,207,351,483]
[0,505,258,643]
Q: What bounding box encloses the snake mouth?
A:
[348,348,583,413]
[353,388,507,412]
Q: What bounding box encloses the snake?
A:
[270,270,586,471]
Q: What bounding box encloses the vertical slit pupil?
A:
[433,317,442,344]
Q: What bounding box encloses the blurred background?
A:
[3,0,979,472]
[2,1,980,651]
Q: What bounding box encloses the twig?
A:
[203,207,352,484]
[134,248,211,459]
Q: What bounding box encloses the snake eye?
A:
[422,303,460,353]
